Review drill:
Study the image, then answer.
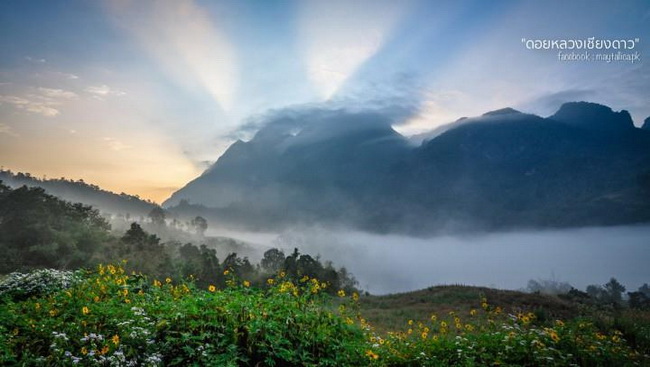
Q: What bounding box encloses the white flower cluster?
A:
[0,268,83,299]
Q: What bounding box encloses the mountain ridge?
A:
[161,101,650,234]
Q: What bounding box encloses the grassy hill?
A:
[358,285,579,332]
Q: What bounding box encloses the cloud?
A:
[38,87,78,99]
[85,84,126,97]
[517,90,597,117]
[227,100,416,147]
[102,137,130,151]
[0,86,80,117]
[24,56,46,63]
[0,95,60,117]
[106,0,237,111]
[0,123,18,136]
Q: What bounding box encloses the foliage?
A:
[1,265,648,366]
[0,264,366,366]
[0,183,111,273]
[0,268,83,302]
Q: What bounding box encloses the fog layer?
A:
[212,226,650,295]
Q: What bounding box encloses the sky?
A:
[1,0,648,203]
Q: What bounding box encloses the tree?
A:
[639,283,650,297]
[604,278,626,304]
[628,291,650,309]
[191,216,208,236]
[148,207,166,227]
[586,284,605,301]
[527,278,573,295]
[121,222,161,251]
[260,248,285,274]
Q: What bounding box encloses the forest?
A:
[0,182,357,293]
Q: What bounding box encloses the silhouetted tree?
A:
[191,216,208,236]
[604,278,626,304]
[260,248,286,274]
[148,207,166,227]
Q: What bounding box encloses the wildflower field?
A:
[1,264,648,366]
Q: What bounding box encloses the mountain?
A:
[164,102,650,235]
[0,170,157,217]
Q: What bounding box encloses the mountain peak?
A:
[642,117,650,130]
[482,107,521,117]
[550,102,634,131]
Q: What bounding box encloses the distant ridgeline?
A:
[0,170,157,217]
[164,102,650,235]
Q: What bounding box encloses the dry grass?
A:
[358,285,578,332]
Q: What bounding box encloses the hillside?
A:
[0,170,157,217]
[358,285,579,332]
[164,102,650,235]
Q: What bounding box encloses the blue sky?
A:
[0,0,648,202]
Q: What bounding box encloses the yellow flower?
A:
[267,278,275,285]
[430,314,437,322]
[82,306,90,315]
[94,296,100,302]
[549,331,560,342]
[116,278,123,285]
[243,280,251,287]
[337,290,346,297]
[555,320,565,327]
[365,350,379,360]
[440,321,447,328]
[470,309,477,316]
[223,269,230,276]
[352,292,359,301]
[112,335,120,345]
[49,309,57,317]
[81,347,88,355]
[101,345,109,355]
[408,319,413,326]
[153,280,162,287]
[35,303,40,310]
[421,331,428,339]
[122,289,129,297]
[208,285,216,292]
[279,271,286,278]
[165,277,172,284]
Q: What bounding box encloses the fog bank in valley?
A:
[211,226,650,295]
